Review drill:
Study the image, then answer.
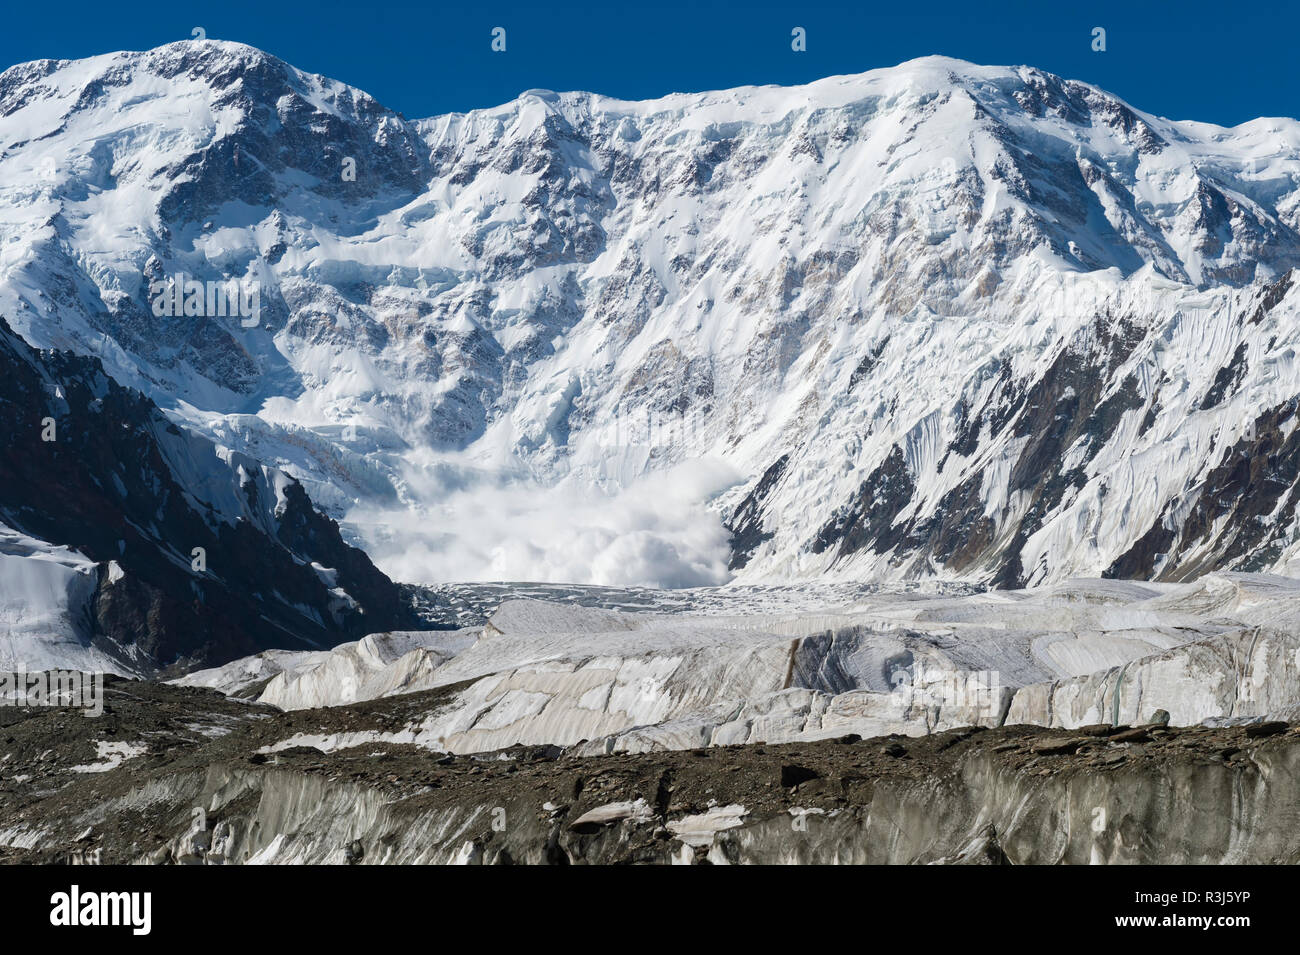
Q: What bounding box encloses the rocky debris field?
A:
[2,677,1298,864]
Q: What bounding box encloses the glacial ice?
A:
[195,574,1300,756]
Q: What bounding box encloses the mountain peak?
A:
[3,44,1300,599]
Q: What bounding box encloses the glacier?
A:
[4,662,1299,865]
[174,574,1300,756]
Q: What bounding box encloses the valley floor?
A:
[1,678,1296,864]
[8,573,1300,863]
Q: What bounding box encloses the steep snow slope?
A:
[3,42,1300,587]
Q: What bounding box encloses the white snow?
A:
[668,805,748,846]
[0,523,132,674]
[5,44,1300,589]
[70,740,147,773]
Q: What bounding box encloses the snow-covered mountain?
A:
[4,40,1300,593]
[0,313,418,675]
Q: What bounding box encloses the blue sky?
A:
[1,0,1294,125]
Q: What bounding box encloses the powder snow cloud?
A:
[351,457,740,589]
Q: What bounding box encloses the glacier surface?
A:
[182,574,1300,755]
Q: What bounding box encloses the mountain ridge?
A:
[2,40,1300,596]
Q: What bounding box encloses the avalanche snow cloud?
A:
[350,456,739,588]
[2,41,1300,587]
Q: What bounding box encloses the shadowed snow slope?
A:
[187,574,1300,755]
[0,313,418,675]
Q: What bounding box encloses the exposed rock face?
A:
[4,44,1300,587]
[2,678,1298,865]
[725,453,788,571]
[0,315,419,675]
[1107,395,1300,579]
